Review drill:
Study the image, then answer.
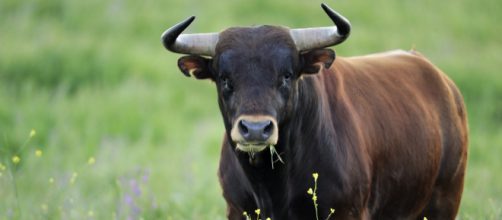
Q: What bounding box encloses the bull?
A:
[161,3,468,220]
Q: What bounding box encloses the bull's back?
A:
[324,50,468,218]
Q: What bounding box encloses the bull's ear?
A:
[177,55,213,80]
[300,49,335,74]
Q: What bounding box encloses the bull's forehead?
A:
[215,25,297,55]
[214,26,299,77]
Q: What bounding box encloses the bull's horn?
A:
[290,3,351,51]
[161,16,219,56]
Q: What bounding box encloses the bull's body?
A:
[161,4,468,219]
[218,50,468,219]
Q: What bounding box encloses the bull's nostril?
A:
[239,120,249,135]
[263,121,273,135]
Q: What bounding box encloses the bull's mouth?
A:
[235,143,269,153]
[235,142,284,169]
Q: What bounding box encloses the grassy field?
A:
[1,0,501,219]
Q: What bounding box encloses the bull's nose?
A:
[238,119,274,143]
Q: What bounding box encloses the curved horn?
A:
[290,3,351,51]
[161,16,219,56]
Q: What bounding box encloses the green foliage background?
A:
[1,0,501,219]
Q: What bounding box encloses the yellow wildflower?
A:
[87,157,96,165]
[266,218,271,220]
[330,208,335,213]
[307,188,313,195]
[12,155,21,164]
[35,149,43,157]
[312,173,318,181]
[312,195,317,202]
[255,209,261,215]
[30,129,36,138]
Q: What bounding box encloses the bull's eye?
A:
[284,72,292,80]
[220,76,233,94]
[281,71,293,87]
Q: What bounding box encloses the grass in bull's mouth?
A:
[269,145,284,169]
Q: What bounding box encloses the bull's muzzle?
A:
[230,115,278,153]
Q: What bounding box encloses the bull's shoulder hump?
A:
[340,49,437,70]
[347,49,423,60]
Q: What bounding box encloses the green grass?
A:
[1,0,501,219]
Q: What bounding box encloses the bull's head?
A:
[162,4,350,154]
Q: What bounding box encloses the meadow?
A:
[0,0,501,219]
